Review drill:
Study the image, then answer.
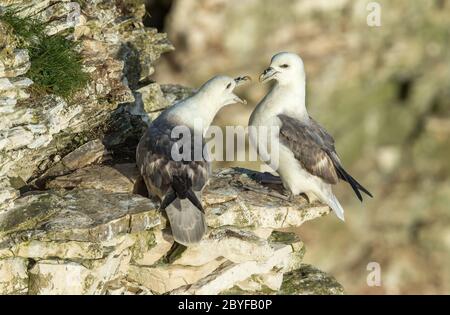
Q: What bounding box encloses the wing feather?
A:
[278,114,338,184]
[278,114,372,200]
[136,121,210,199]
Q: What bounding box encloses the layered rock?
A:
[0,0,172,207]
[0,0,344,295]
[0,168,342,295]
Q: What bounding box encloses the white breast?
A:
[249,87,323,195]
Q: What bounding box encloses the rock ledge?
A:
[0,168,342,295]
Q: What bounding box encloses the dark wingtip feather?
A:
[333,161,372,202]
[328,152,371,201]
[345,172,372,201]
[351,180,364,202]
[171,174,204,212]
[357,183,373,198]
[160,189,177,210]
[186,189,204,213]
[334,164,363,201]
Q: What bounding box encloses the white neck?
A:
[167,91,223,133]
[263,78,308,121]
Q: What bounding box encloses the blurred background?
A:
[143,0,450,294]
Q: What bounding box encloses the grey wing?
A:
[136,121,211,245]
[136,123,210,199]
[136,125,171,198]
[309,116,335,152]
[279,114,372,201]
[278,114,339,184]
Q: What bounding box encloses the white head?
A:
[259,52,305,86]
[197,75,251,107]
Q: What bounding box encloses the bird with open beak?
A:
[137,75,251,245]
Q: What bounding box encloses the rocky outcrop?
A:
[0,0,344,295]
[0,168,342,295]
[0,0,172,207]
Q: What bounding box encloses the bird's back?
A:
[136,116,210,245]
[137,118,210,198]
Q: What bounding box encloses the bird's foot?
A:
[157,205,164,213]
[253,172,283,185]
[242,184,293,202]
[286,191,295,202]
[270,191,294,202]
[300,193,310,204]
[165,242,187,263]
[265,189,294,203]
[300,192,319,204]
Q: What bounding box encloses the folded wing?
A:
[136,120,210,245]
[278,114,372,201]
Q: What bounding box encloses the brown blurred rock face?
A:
[151,0,450,294]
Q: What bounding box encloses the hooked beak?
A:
[231,75,251,104]
[234,75,252,86]
[232,94,247,105]
[259,67,278,83]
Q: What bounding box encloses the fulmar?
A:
[249,52,371,220]
[137,75,250,245]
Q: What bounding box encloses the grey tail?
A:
[327,193,345,221]
[165,195,207,246]
[160,174,207,245]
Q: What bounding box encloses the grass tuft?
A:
[0,6,89,100]
[27,33,89,99]
[0,6,45,43]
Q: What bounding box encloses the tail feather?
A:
[165,195,207,245]
[351,174,372,197]
[160,174,207,245]
[327,193,345,222]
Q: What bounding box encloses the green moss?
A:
[220,283,277,295]
[0,6,45,44]
[268,231,300,244]
[8,176,26,190]
[165,243,186,264]
[274,212,284,222]
[130,231,156,262]
[0,6,89,99]
[279,264,344,295]
[83,274,96,293]
[0,193,61,239]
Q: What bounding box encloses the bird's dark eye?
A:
[280,64,289,68]
[226,82,232,89]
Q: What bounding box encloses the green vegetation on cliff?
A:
[0,6,88,99]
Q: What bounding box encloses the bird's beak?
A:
[232,94,247,105]
[231,75,251,104]
[259,67,278,83]
[234,75,252,86]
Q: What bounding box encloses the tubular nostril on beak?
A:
[263,67,273,75]
[234,75,252,86]
[260,67,277,83]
